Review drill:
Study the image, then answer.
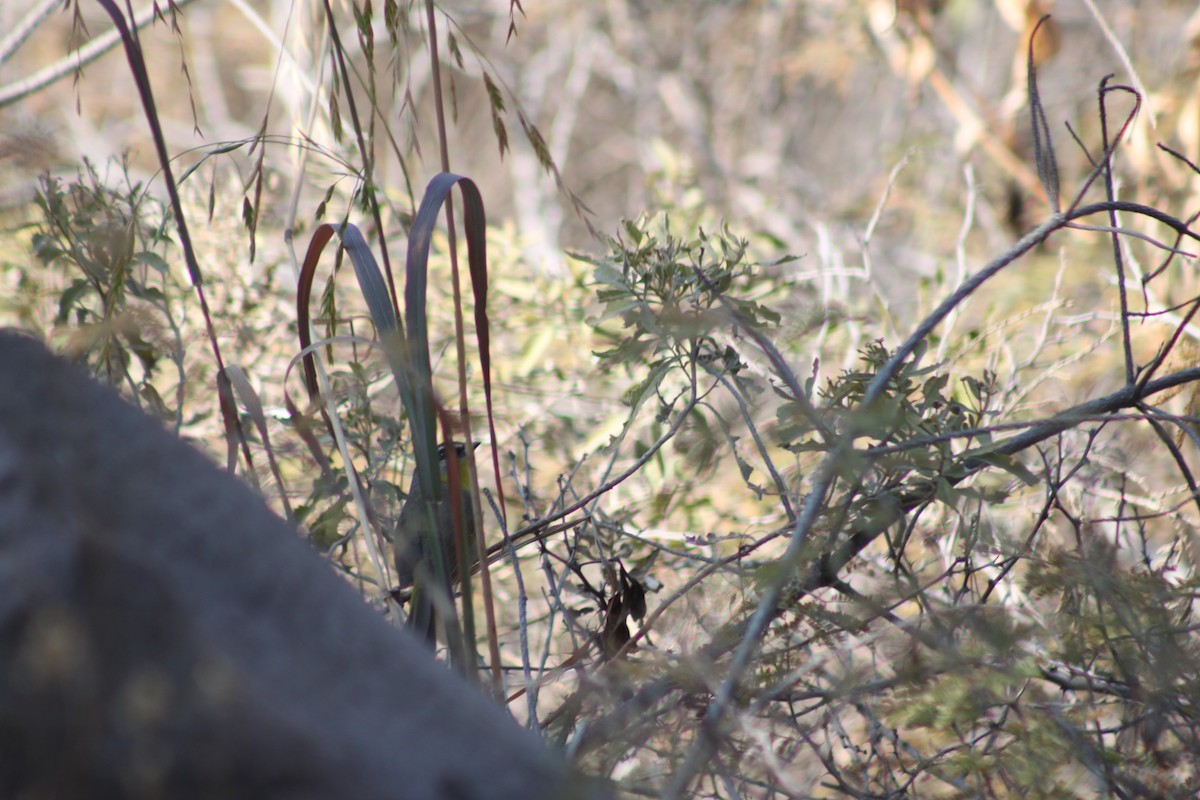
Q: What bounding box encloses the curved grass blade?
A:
[296,221,400,400]
[1027,15,1060,211]
[405,172,499,673]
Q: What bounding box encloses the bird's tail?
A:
[407,578,438,646]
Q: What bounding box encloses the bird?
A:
[393,441,479,646]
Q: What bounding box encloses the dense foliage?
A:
[4,1,1200,797]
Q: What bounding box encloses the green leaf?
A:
[964,450,1040,486]
[623,219,645,246]
[623,360,671,411]
[592,263,628,289]
[56,279,92,323]
[133,250,169,274]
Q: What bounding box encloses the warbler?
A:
[393,441,479,645]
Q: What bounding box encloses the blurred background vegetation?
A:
[4,0,1200,796]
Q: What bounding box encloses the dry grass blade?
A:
[1027,14,1060,211]
[93,0,249,472]
[296,223,338,400]
[223,364,294,523]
